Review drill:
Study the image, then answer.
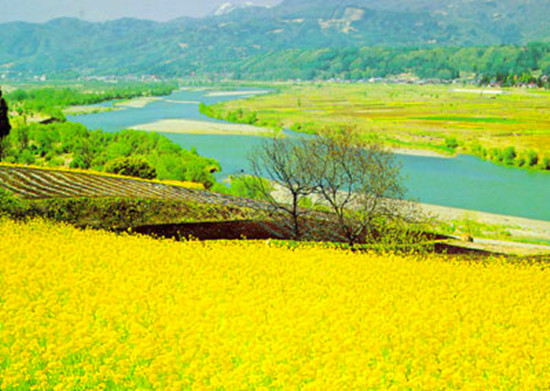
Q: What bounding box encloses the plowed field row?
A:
[0,166,270,211]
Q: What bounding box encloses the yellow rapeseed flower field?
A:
[0,218,548,389]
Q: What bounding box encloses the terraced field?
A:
[0,165,270,212]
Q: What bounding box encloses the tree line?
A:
[6,82,178,120]
[211,42,550,85]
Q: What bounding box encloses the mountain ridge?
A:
[0,0,548,78]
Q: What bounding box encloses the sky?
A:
[0,0,281,24]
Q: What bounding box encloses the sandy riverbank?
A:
[418,202,550,243]
[392,148,451,158]
[163,99,201,104]
[132,119,276,136]
[271,183,550,250]
[63,105,122,115]
[452,88,504,95]
[115,97,162,108]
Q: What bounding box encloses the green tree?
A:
[502,146,517,165]
[105,156,157,179]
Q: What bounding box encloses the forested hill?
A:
[0,0,549,79]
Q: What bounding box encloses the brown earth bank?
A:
[120,219,501,256]
[122,220,288,241]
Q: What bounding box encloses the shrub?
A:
[17,149,35,165]
[487,148,502,162]
[0,188,31,219]
[502,146,517,165]
[104,156,157,179]
[227,175,272,200]
[526,149,539,167]
[185,164,216,190]
[444,137,459,150]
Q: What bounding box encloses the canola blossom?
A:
[0,218,549,389]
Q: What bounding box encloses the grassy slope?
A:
[206,83,550,161]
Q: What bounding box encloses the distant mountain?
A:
[0,0,548,78]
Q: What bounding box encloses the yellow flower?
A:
[0,218,548,389]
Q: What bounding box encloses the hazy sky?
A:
[0,0,282,24]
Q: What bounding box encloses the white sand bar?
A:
[132,119,275,136]
[115,97,162,108]
[392,148,451,158]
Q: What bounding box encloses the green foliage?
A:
[525,150,539,167]
[470,143,550,170]
[0,188,30,219]
[223,175,273,200]
[199,104,271,128]
[105,156,157,180]
[444,137,459,150]
[502,146,517,165]
[209,44,550,84]
[4,122,221,188]
[6,82,178,119]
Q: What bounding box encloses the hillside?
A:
[1,218,548,388]
[0,0,549,78]
[0,164,271,210]
[0,164,274,229]
[1,164,549,255]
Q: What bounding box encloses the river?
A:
[67,88,550,221]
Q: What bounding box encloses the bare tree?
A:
[247,129,417,246]
[307,133,408,246]
[248,137,316,240]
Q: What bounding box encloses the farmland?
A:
[0,164,277,229]
[0,164,204,200]
[0,218,548,389]
[203,83,550,168]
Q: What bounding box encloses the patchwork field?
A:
[0,218,548,389]
[207,83,550,162]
